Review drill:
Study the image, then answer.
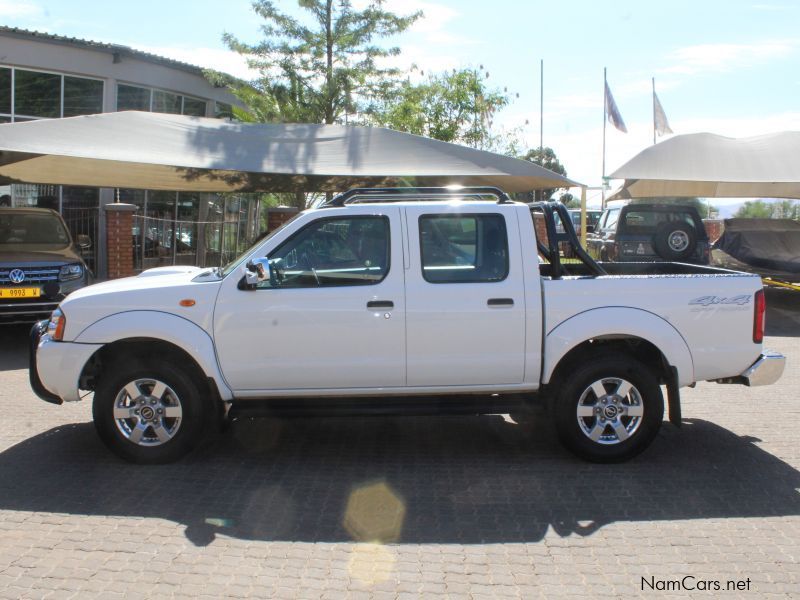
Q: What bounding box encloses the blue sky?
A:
[3,0,799,209]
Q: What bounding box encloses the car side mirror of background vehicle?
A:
[77,234,92,250]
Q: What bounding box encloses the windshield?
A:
[0,212,71,248]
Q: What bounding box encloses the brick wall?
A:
[266,207,300,233]
[703,219,724,244]
[104,203,138,279]
[533,212,549,247]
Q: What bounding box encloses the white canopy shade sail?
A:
[609,131,800,199]
[0,111,577,193]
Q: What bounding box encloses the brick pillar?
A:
[703,219,724,244]
[104,203,138,279]
[265,206,300,233]
[533,212,549,247]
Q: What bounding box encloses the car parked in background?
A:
[0,208,92,324]
[586,203,710,264]
[568,208,603,234]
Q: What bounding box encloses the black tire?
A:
[93,359,211,464]
[554,353,664,462]
[653,221,697,261]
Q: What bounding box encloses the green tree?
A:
[734,199,800,219]
[367,67,510,150]
[520,147,568,202]
[223,0,421,125]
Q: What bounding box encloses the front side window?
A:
[261,216,390,288]
[420,214,509,283]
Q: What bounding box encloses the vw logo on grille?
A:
[9,269,25,284]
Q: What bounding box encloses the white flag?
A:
[654,91,673,136]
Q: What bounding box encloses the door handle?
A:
[487,298,514,307]
[367,300,394,310]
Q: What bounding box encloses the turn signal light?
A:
[179,299,196,307]
[48,308,66,341]
[753,289,765,343]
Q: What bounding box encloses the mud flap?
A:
[666,366,681,427]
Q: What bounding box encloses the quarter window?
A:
[419,214,509,283]
[262,216,390,288]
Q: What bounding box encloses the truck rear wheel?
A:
[554,353,664,462]
[93,360,209,463]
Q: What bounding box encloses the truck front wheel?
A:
[554,354,664,462]
[93,360,209,463]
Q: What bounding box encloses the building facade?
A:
[0,27,274,278]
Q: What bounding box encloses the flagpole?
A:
[539,59,544,151]
[652,77,656,145]
[602,67,607,209]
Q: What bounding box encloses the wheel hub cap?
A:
[113,378,183,447]
[669,231,689,251]
[576,377,644,445]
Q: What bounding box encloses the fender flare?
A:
[543,307,695,387]
[74,311,233,400]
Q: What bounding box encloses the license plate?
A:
[0,287,41,299]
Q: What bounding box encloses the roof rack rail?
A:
[321,186,513,208]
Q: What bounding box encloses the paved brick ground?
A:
[0,326,797,599]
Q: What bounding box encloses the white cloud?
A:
[660,40,797,75]
[0,0,42,18]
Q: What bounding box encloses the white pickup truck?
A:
[29,188,785,464]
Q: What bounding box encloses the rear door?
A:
[404,205,526,386]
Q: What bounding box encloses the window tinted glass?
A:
[0,213,70,246]
[623,210,695,231]
[117,84,150,111]
[420,214,508,283]
[264,216,389,288]
[63,76,103,117]
[0,68,10,114]
[153,90,181,114]
[15,70,60,117]
[182,97,206,116]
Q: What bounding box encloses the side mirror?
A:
[77,234,92,250]
[241,257,270,290]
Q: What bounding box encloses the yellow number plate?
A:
[0,287,41,299]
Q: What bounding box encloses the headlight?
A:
[48,308,66,341]
[59,263,83,282]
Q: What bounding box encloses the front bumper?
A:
[29,320,62,404]
[740,351,786,386]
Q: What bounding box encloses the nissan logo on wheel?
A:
[9,269,25,284]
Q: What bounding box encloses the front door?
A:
[213,208,405,392]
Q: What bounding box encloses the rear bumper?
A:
[740,351,786,386]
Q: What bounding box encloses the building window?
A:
[152,89,181,114]
[183,97,206,117]
[14,69,61,118]
[215,101,233,118]
[117,84,151,111]
[0,67,10,115]
[63,76,103,117]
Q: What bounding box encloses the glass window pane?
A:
[215,102,232,119]
[0,68,10,114]
[117,84,150,111]
[420,214,509,283]
[175,192,198,264]
[266,216,389,288]
[182,97,206,117]
[63,76,103,117]
[152,90,181,114]
[15,69,61,118]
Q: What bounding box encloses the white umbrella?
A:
[609,131,800,199]
[0,111,577,193]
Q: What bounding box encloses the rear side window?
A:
[419,214,509,283]
[622,210,696,231]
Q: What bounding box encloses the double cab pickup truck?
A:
[30,188,785,464]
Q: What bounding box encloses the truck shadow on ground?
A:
[0,414,797,546]
[0,325,31,372]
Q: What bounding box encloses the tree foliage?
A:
[366,67,510,150]
[222,0,421,125]
[733,199,800,219]
[520,146,568,201]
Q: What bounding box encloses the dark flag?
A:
[604,82,627,133]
